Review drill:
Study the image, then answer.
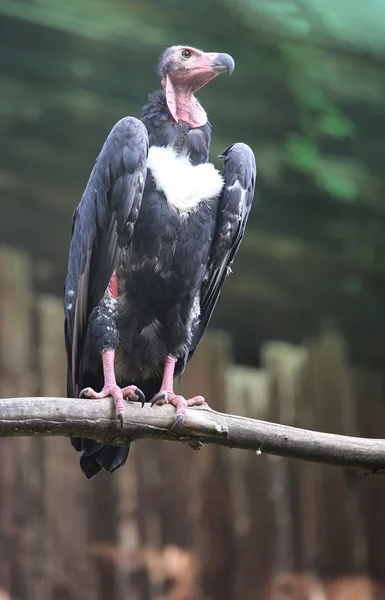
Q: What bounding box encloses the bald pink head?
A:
[158,46,235,128]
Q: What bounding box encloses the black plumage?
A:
[64,46,256,478]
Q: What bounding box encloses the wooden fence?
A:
[1,245,385,600]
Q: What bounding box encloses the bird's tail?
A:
[70,437,130,479]
[70,376,161,479]
[69,368,130,479]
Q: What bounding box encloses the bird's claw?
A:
[151,391,167,407]
[171,414,184,430]
[151,391,205,428]
[132,386,146,407]
[121,384,146,407]
[78,384,146,426]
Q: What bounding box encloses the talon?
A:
[171,414,184,430]
[151,391,167,407]
[134,387,146,407]
[79,387,91,398]
[117,413,124,427]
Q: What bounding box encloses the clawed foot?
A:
[151,391,205,428]
[80,384,146,425]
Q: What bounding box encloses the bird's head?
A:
[158,45,235,128]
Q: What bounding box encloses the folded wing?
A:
[64,117,149,397]
[188,142,256,361]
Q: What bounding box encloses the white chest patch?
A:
[147,146,224,213]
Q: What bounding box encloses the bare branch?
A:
[0,397,384,472]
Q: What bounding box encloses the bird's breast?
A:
[146,145,223,214]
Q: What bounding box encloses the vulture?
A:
[64,45,256,479]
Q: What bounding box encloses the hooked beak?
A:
[211,53,235,75]
[166,50,236,97]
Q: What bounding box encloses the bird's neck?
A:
[141,91,211,162]
[162,77,207,128]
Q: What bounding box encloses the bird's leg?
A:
[80,349,145,424]
[80,273,145,424]
[151,355,205,427]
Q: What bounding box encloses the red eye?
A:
[181,49,192,59]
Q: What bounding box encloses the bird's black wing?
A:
[64,117,148,398]
[187,143,256,362]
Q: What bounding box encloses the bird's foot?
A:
[80,384,145,425]
[151,391,205,428]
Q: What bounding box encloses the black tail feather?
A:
[70,376,161,479]
[71,437,130,480]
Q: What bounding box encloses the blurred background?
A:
[1,0,385,598]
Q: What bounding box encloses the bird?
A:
[64,45,256,479]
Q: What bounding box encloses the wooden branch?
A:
[1,397,385,472]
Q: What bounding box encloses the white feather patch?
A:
[147,146,223,213]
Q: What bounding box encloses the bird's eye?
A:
[181,49,192,59]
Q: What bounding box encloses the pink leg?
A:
[80,272,145,423]
[80,349,145,424]
[151,355,205,427]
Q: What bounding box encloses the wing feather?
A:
[64,117,148,397]
[188,142,256,361]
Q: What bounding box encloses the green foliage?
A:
[285,135,319,172]
[317,111,356,139]
[281,41,359,198]
[286,134,360,201]
[315,167,358,201]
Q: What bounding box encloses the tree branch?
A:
[0,397,384,472]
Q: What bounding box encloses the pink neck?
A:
[172,89,207,128]
[162,77,207,128]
